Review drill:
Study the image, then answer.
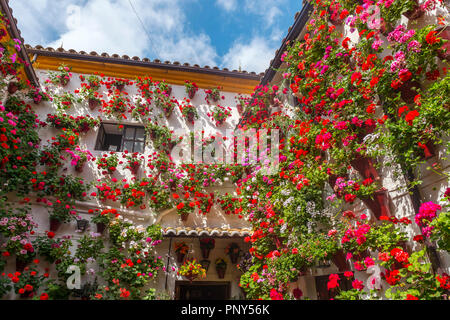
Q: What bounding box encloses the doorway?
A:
[175,281,230,300]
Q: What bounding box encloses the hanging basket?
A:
[75,161,85,173]
[361,187,391,219]
[115,83,125,91]
[229,251,239,264]
[351,155,379,181]
[237,103,244,115]
[187,111,196,124]
[130,163,140,175]
[332,250,349,272]
[60,78,70,87]
[421,141,436,159]
[49,218,61,232]
[352,250,370,262]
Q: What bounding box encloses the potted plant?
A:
[208,105,232,126]
[179,99,198,124]
[205,87,222,102]
[123,151,143,175]
[225,243,240,264]
[215,258,227,279]
[49,202,75,232]
[53,92,81,110]
[96,152,119,175]
[114,79,128,91]
[155,81,172,96]
[350,154,380,181]
[361,187,392,220]
[176,200,195,222]
[177,259,206,282]
[184,80,198,99]
[91,209,115,234]
[174,242,189,263]
[11,262,45,299]
[27,87,51,105]
[199,237,215,259]
[48,64,72,87]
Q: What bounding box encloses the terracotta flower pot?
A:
[437,27,450,61]
[352,250,370,261]
[75,161,85,173]
[49,218,61,232]
[421,141,436,159]
[115,83,125,91]
[96,222,106,234]
[88,98,100,110]
[229,252,239,264]
[361,187,391,219]
[237,103,244,115]
[332,250,349,272]
[79,122,91,133]
[7,82,18,94]
[351,155,379,181]
[216,268,226,279]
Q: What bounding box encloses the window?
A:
[95,123,146,153]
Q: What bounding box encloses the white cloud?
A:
[222,37,276,73]
[216,0,238,12]
[10,0,219,66]
[243,0,287,27]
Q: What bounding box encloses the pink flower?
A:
[352,279,364,290]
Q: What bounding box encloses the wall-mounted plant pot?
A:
[96,222,106,234]
[237,103,244,115]
[421,141,436,159]
[130,163,140,175]
[176,252,186,263]
[88,98,100,110]
[437,27,450,61]
[351,155,379,181]
[352,250,370,261]
[332,250,350,272]
[149,129,157,141]
[399,80,421,104]
[404,0,424,20]
[188,88,196,99]
[216,267,226,279]
[79,122,91,133]
[60,78,70,87]
[361,187,391,219]
[165,86,172,97]
[187,111,195,124]
[180,212,190,222]
[200,259,210,272]
[8,82,18,94]
[201,248,211,259]
[229,252,239,264]
[76,219,89,232]
[380,19,393,37]
[164,107,173,118]
[49,218,61,232]
[115,84,125,91]
[75,162,85,173]
[16,258,28,272]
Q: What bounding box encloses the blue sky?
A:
[10,0,302,73]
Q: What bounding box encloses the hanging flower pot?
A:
[404,0,424,20]
[332,250,349,272]
[96,222,106,234]
[361,187,391,219]
[49,218,61,232]
[352,250,370,262]
[130,162,140,175]
[216,267,226,279]
[177,252,186,263]
[88,98,100,110]
[237,103,244,115]
[7,82,19,94]
[115,83,125,92]
[200,259,211,273]
[201,247,211,259]
[399,80,421,104]
[60,77,70,87]
[75,161,85,173]
[187,111,195,124]
[79,122,91,133]
[437,27,450,61]
[350,155,379,181]
[419,141,436,159]
[180,212,190,222]
[16,258,28,272]
[188,88,196,99]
